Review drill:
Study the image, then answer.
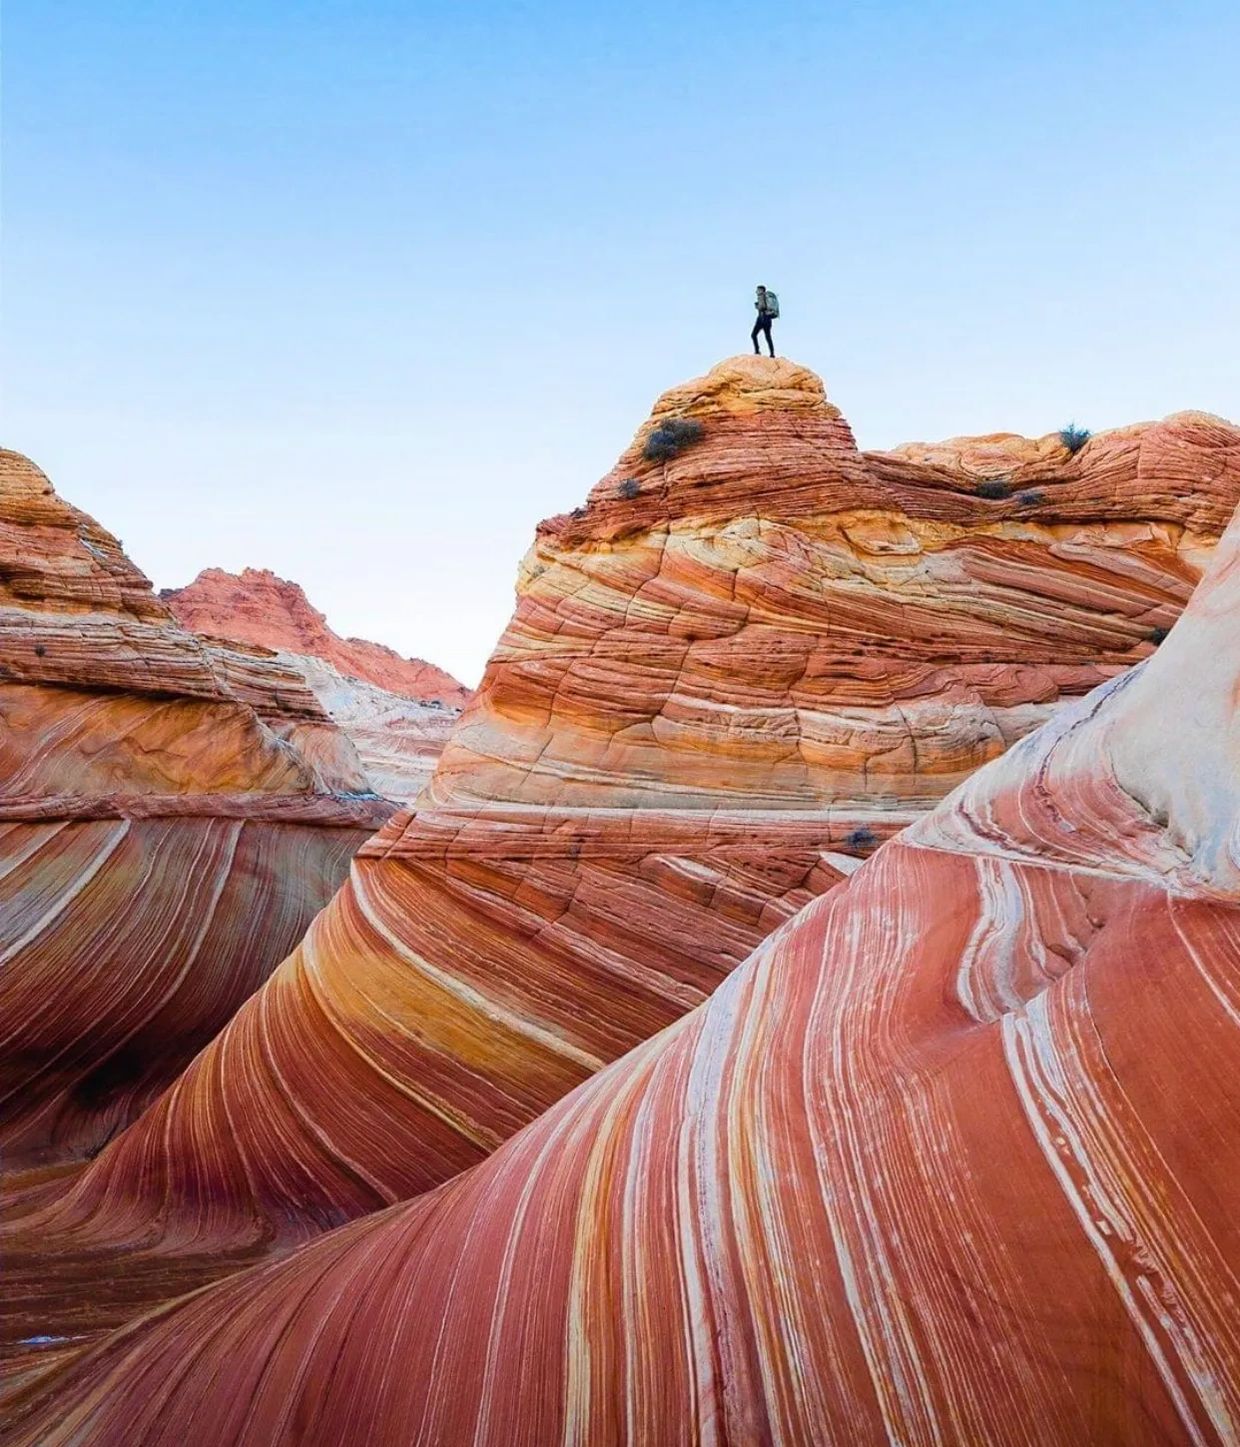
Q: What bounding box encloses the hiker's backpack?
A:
[765,290,780,318]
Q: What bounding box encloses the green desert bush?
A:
[642,417,704,463]
[975,478,1012,500]
[617,478,640,499]
[1059,422,1091,454]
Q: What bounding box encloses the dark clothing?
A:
[751,312,774,357]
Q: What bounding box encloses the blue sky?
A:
[4,0,1238,683]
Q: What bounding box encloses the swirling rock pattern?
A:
[0,451,390,1169]
[29,358,1240,1266]
[8,419,1240,1446]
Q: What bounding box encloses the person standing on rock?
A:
[751,285,778,357]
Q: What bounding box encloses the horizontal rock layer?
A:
[9,410,1240,1445]
[25,357,1240,1279]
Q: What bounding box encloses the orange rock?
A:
[10,422,1240,1446]
[162,568,470,800]
[0,451,391,1170]
[163,567,471,709]
[23,358,1240,1284]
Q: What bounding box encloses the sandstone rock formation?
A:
[283,653,461,803]
[163,567,470,707]
[163,568,469,801]
[0,450,390,1170]
[21,357,1240,1278]
[8,410,1240,1445]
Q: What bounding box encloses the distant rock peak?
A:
[162,568,471,709]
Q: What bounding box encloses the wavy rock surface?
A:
[9,424,1240,1446]
[24,358,1240,1275]
[0,451,390,1170]
[163,567,471,708]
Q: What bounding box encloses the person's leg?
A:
[751,316,762,354]
[763,318,775,357]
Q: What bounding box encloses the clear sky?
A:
[4,1,1238,684]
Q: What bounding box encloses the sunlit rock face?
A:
[0,451,390,1168]
[31,358,1240,1266]
[10,441,1240,1447]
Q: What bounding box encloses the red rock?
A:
[0,450,391,1171]
[21,358,1240,1282]
[162,569,470,800]
[9,414,1240,1445]
[163,567,471,709]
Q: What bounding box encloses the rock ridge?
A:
[0,450,388,1172]
[9,406,1240,1445]
[16,354,1239,1312]
[163,566,471,709]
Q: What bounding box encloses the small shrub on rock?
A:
[1059,423,1091,454]
[845,826,879,851]
[642,417,704,463]
[617,478,640,500]
[1149,625,1170,645]
[1014,488,1046,507]
[976,478,1012,500]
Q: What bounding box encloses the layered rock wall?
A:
[9,414,1240,1446]
[0,451,389,1168]
[31,359,1240,1263]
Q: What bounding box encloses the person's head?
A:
[756,284,767,295]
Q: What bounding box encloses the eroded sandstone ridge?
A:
[280,652,461,802]
[163,567,470,707]
[8,394,1240,1445]
[22,357,1240,1276]
[163,569,469,801]
[0,450,391,1170]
